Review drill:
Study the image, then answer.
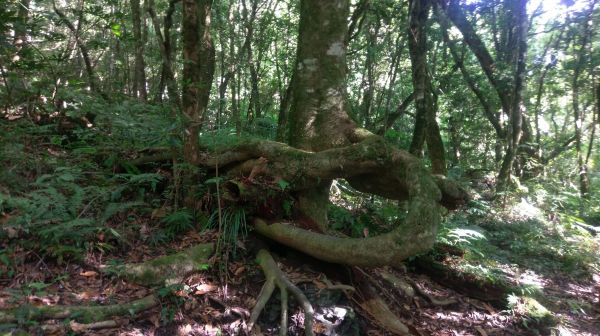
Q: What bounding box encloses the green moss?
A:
[512,296,558,333]
[105,243,214,286]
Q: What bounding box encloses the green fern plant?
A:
[110,173,164,200]
[0,167,130,262]
[161,208,195,239]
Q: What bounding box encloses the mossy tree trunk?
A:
[286,0,359,231]
[182,0,215,165]
[407,0,447,175]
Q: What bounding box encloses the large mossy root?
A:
[248,249,315,336]
[103,243,215,286]
[0,294,160,325]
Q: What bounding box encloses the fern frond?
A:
[100,201,146,224]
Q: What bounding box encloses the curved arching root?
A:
[248,249,315,336]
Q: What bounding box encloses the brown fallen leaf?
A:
[149,314,161,328]
[234,266,246,276]
[77,291,96,300]
[194,283,217,295]
[80,270,98,277]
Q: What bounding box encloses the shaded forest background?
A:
[0,0,599,335]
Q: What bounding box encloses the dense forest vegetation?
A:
[0,0,598,335]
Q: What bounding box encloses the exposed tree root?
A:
[13,320,126,335]
[412,255,513,307]
[197,137,468,209]
[248,249,315,336]
[204,136,467,269]
[132,140,469,210]
[380,270,457,306]
[380,271,416,298]
[254,218,437,268]
[68,319,126,332]
[573,221,600,235]
[405,277,458,306]
[102,243,214,286]
[355,277,414,336]
[0,294,159,324]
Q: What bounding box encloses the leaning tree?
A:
[192,0,467,333]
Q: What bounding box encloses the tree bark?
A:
[360,18,378,128]
[242,0,261,121]
[571,5,593,198]
[182,0,215,164]
[288,0,356,151]
[286,0,357,229]
[496,0,527,192]
[408,0,447,175]
[130,0,147,101]
[148,0,181,108]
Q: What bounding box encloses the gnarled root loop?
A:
[248,249,315,336]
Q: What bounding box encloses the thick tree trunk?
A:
[496,0,527,193]
[288,0,356,151]
[408,0,446,175]
[286,0,357,229]
[182,0,215,164]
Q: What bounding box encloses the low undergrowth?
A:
[0,110,598,335]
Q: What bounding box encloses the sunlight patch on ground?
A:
[512,198,543,219]
[517,269,546,289]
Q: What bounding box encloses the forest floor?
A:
[0,117,599,335]
[1,216,598,336]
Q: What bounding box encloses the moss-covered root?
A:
[0,295,158,324]
[248,249,315,336]
[253,217,437,268]
[103,243,214,286]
